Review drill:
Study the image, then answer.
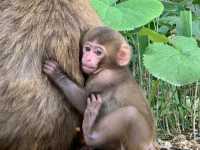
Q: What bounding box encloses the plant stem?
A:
[193,81,199,140]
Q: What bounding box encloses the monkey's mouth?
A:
[82,65,96,74]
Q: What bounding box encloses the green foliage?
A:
[193,20,200,39]
[177,11,192,37]
[143,9,200,86]
[120,0,200,139]
[144,36,200,86]
[139,27,168,43]
[91,0,164,30]
[193,0,200,4]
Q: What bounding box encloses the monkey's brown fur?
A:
[0,0,101,149]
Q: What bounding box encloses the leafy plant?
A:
[139,27,168,43]
[91,0,164,30]
[143,10,200,86]
[144,36,200,86]
[177,11,192,37]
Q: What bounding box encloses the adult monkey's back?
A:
[0,0,101,149]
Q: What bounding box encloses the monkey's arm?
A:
[82,95,149,148]
[43,60,87,114]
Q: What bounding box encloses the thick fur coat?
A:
[0,0,101,149]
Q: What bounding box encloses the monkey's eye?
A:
[96,48,102,56]
[84,46,91,52]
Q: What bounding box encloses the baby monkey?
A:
[43,27,157,150]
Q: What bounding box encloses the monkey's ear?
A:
[116,43,131,66]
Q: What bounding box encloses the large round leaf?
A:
[143,36,200,86]
[91,0,164,31]
[193,20,200,39]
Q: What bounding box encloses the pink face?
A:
[81,41,105,74]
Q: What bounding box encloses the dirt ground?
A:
[159,134,200,150]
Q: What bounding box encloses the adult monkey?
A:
[0,0,101,150]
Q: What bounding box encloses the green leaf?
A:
[159,16,179,26]
[169,36,197,53]
[161,1,184,16]
[143,36,200,86]
[138,35,149,54]
[91,0,164,31]
[193,0,200,4]
[193,20,200,39]
[176,11,192,37]
[139,27,168,43]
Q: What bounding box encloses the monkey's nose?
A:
[87,58,91,62]
[86,57,92,62]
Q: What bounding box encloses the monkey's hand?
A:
[82,94,102,143]
[43,60,87,114]
[43,60,65,83]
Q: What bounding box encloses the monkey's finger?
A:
[43,63,53,69]
[96,94,102,103]
[94,95,102,110]
[43,67,53,75]
[91,94,97,102]
[87,97,91,105]
[44,60,52,66]
[84,109,88,116]
[91,94,100,109]
[43,64,55,72]
[45,61,58,68]
[43,60,58,69]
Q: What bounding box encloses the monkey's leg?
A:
[83,104,152,149]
